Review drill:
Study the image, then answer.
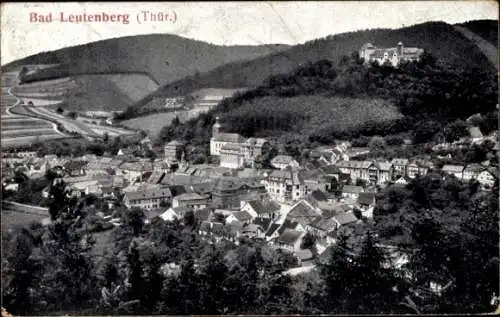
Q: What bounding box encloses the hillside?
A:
[157,53,497,162]
[457,19,498,47]
[2,34,289,85]
[130,21,495,111]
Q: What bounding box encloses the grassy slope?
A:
[131,21,494,111]
[2,34,290,85]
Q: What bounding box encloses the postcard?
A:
[1,1,498,315]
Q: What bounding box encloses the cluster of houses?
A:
[2,115,498,272]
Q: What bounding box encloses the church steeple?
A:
[212,116,222,136]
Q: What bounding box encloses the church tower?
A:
[212,116,222,136]
[397,42,404,57]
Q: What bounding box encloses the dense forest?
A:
[2,34,289,86]
[2,170,498,315]
[156,52,498,163]
[458,19,498,47]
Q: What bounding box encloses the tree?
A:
[47,180,72,220]
[319,234,353,313]
[123,207,146,236]
[349,234,400,313]
[443,120,468,143]
[369,136,387,151]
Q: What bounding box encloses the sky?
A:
[1,1,498,65]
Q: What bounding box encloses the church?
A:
[210,117,268,169]
[359,41,424,67]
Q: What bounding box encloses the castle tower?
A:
[212,116,222,136]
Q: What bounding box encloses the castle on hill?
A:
[210,117,269,169]
[359,42,424,67]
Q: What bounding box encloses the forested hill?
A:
[457,19,498,47]
[157,53,497,163]
[1,34,289,85]
[131,21,495,110]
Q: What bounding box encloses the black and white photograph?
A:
[1,1,499,315]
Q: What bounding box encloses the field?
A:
[1,209,47,235]
[1,71,69,148]
[63,73,159,112]
[10,73,159,113]
[121,108,202,137]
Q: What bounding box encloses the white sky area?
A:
[1,1,498,65]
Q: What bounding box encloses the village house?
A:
[119,161,154,183]
[171,192,209,211]
[359,41,424,67]
[306,216,338,239]
[123,187,173,210]
[275,229,305,252]
[271,155,300,170]
[63,160,87,177]
[240,199,281,219]
[295,249,314,266]
[468,126,484,144]
[211,177,267,210]
[393,175,411,187]
[160,206,190,222]
[226,209,254,224]
[442,164,465,179]
[241,223,266,239]
[341,185,364,200]
[265,169,307,203]
[332,211,359,229]
[164,140,185,165]
[337,160,392,185]
[286,200,322,227]
[391,158,409,177]
[462,163,486,181]
[198,221,229,243]
[407,160,431,178]
[68,180,102,197]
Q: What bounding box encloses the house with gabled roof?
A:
[240,199,280,219]
[265,169,307,203]
[286,199,322,227]
[211,176,267,210]
[123,187,172,210]
[172,192,209,210]
[332,211,359,228]
[275,229,305,252]
[341,185,364,199]
[271,155,300,170]
[306,216,338,238]
[241,223,266,239]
